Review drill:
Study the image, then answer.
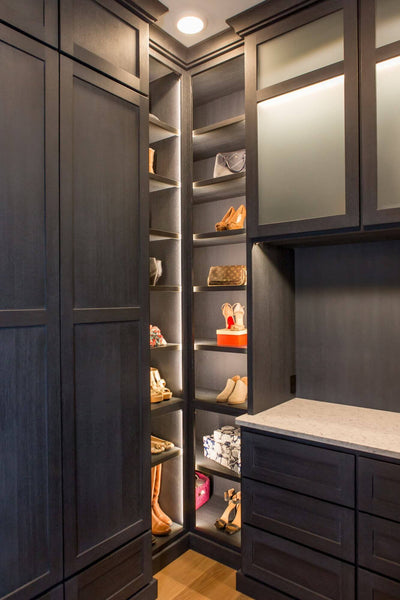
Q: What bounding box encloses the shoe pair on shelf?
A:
[214,489,242,535]
[150,367,172,403]
[221,302,245,330]
[215,205,246,231]
[217,376,248,405]
[151,464,172,536]
[151,434,174,454]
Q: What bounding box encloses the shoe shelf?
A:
[195,455,241,484]
[149,229,181,242]
[149,115,179,144]
[149,173,180,193]
[193,229,246,247]
[194,339,247,354]
[150,285,182,292]
[150,343,181,351]
[152,522,185,555]
[151,397,185,416]
[192,173,246,204]
[193,115,245,161]
[195,494,241,550]
[194,388,247,415]
[151,445,182,468]
[193,285,246,292]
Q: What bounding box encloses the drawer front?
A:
[242,525,355,600]
[358,513,400,580]
[64,533,152,600]
[358,457,400,522]
[38,586,64,600]
[358,569,400,600]
[242,432,355,506]
[243,478,355,561]
[60,0,148,94]
[0,0,58,46]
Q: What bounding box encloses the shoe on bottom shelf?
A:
[228,377,248,405]
[216,375,240,403]
[152,508,171,536]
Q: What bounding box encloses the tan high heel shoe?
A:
[231,303,246,331]
[227,204,246,230]
[151,435,174,450]
[150,369,163,403]
[215,206,235,231]
[151,367,172,400]
[216,375,240,402]
[225,491,242,535]
[215,488,236,530]
[221,303,234,329]
[228,376,248,405]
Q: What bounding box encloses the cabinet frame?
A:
[245,0,359,239]
[0,0,58,47]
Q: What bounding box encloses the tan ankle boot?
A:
[152,507,171,536]
[152,464,172,526]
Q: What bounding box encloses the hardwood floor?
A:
[154,550,251,599]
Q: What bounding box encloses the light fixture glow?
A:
[177,16,204,35]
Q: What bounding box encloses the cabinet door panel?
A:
[242,525,354,600]
[38,586,64,600]
[359,513,400,580]
[60,58,150,576]
[358,568,400,600]
[358,457,400,522]
[242,432,355,506]
[0,26,62,600]
[0,0,58,46]
[60,0,148,94]
[243,478,355,561]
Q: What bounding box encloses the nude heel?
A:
[215,206,235,231]
[227,204,246,230]
[225,491,241,535]
[215,489,236,529]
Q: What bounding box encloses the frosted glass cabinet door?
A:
[258,77,346,226]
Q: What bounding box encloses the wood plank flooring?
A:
[154,550,251,599]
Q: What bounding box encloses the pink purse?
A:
[195,471,210,510]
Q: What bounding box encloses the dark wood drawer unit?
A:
[242,432,355,507]
[37,587,64,600]
[358,458,400,522]
[242,525,355,600]
[60,0,148,94]
[358,513,400,581]
[0,0,58,46]
[358,569,400,600]
[243,478,355,561]
[64,533,152,600]
[237,570,295,600]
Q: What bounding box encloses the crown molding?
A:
[227,0,317,37]
[149,24,189,68]
[116,0,168,23]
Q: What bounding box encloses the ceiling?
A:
[157,0,262,47]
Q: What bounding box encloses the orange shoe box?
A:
[216,328,247,347]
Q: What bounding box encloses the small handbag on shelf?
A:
[207,265,247,287]
[195,471,210,510]
[213,149,246,178]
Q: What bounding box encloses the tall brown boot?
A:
[151,466,170,536]
[152,464,172,526]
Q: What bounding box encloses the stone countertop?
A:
[236,398,400,460]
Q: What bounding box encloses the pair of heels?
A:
[222,303,246,331]
[149,257,162,285]
[215,205,246,231]
[150,367,172,403]
[215,489,242,535]
[151,434,174,454]
[217,375,248,404]
[151,464,171,536]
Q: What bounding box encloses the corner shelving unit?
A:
[190,52,246,567]
[148,53,187,568]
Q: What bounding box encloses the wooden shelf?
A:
[195,455,241,483]
[193,173,246,204]
[194,339,247,354]
[150,285,181,292]
[149,173,179,193]
[194,388,247,415]
[192,55,244,106]
[149,115,179,144]
[151,397,185,416]
[194,285,246,292]
[195,494,241,549]
[193,229,246,247]
[151,446,182,467]
[150,343,181,351]
[193,115,245,161]
[150,229,180,241]
[152,522,185,555]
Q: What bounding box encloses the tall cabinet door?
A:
[60,57,150,577]
[0,0,58,47]
[0,25,62,600]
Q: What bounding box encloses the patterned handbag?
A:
[207,265,247,287]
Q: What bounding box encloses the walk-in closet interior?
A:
[2,1,400,599]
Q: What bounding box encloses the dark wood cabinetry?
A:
[0,24,62,600]
[0,0,58,46]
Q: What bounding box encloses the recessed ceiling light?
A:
[177,16,204,35]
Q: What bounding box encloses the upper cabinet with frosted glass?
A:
[361,0,400,226]
[245,0,359,238]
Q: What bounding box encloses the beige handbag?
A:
[207,265,247,287]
